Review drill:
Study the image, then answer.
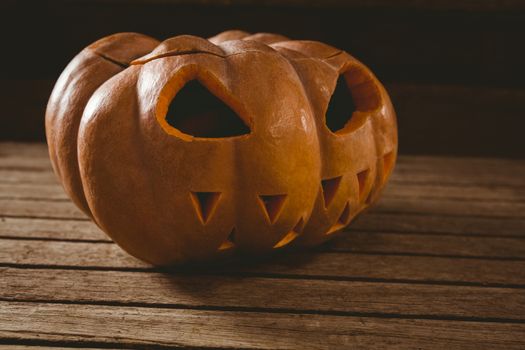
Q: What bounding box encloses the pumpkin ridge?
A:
[131,49,226,65]
[131,48,287,66]
[93,51,129,68]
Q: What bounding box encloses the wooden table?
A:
[1,143,524,349]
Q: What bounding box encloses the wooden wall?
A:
[1,0,524,157]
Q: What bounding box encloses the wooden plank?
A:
[1,301,525,350]
[374,196,525,219]
[0,211,525,246]
[0,347,117,350]
[390,168,525,188]
[396,155,525,187]
[0,157,53,171]
[0,142,49,157]
[351,212,525,237]
[391,159,525,188]
[0,169,57,184]
[2,216,524,259]
[0,198,86,220]
[0,239,143,268]
[383,182,525,202]
[0,183,67,200]
[1,239,524,285]
[0,217,106,241]
[244,253,525,286]
[327,232,525,259]
[2,267,524,320]
[398,155,525,172]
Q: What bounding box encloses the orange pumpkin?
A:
[46,30,397,265]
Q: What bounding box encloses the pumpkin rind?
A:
[46,31,397,265]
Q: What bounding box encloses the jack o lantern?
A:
[46,30,397,265]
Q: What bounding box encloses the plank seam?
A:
[345,228,525,239]
[318,250,525,261]
[2,264,525,289]
[388,179,525,190]
[4,210,525,223]
[0,215,90,222]
[0,337,239,350]
[0,235,112,244]
[0,196,70,203]
[2,298,525,324]
[2,236,524,260]
[3,193,525,204]
[375,209,525,220]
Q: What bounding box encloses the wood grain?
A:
[0,183,68,200]
[1,216,524,259]
[0,169,57,184]
[374,196,525,219]
[351,212,525,237]
[1,239,524,286]
[2,301,525,350]
[2,267,524,320]
[0,217,105,241]
[0,347,118,350]
[3,210,524,242]
[327,232,525,259]
[0,198,86,220]
[384,183,525,202]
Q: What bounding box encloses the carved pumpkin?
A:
[46,30,397,265]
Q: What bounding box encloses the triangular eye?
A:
[259,194,287,224]
[166,80,250,138]
[325,74,357,133]
[190,191,221,224]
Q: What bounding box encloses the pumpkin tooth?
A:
[325,202,351,235]
[321,176,342,208]
[365,191,374,205]
[273,217,304,249]
[258,194,287,224]
[189,191,222,224]
[292,217,305,233]
[325,222,344,235]
[273,231,299,249]
[218,228,236,250]
[338,202,351,225]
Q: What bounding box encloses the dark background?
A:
[1,0,524,158]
